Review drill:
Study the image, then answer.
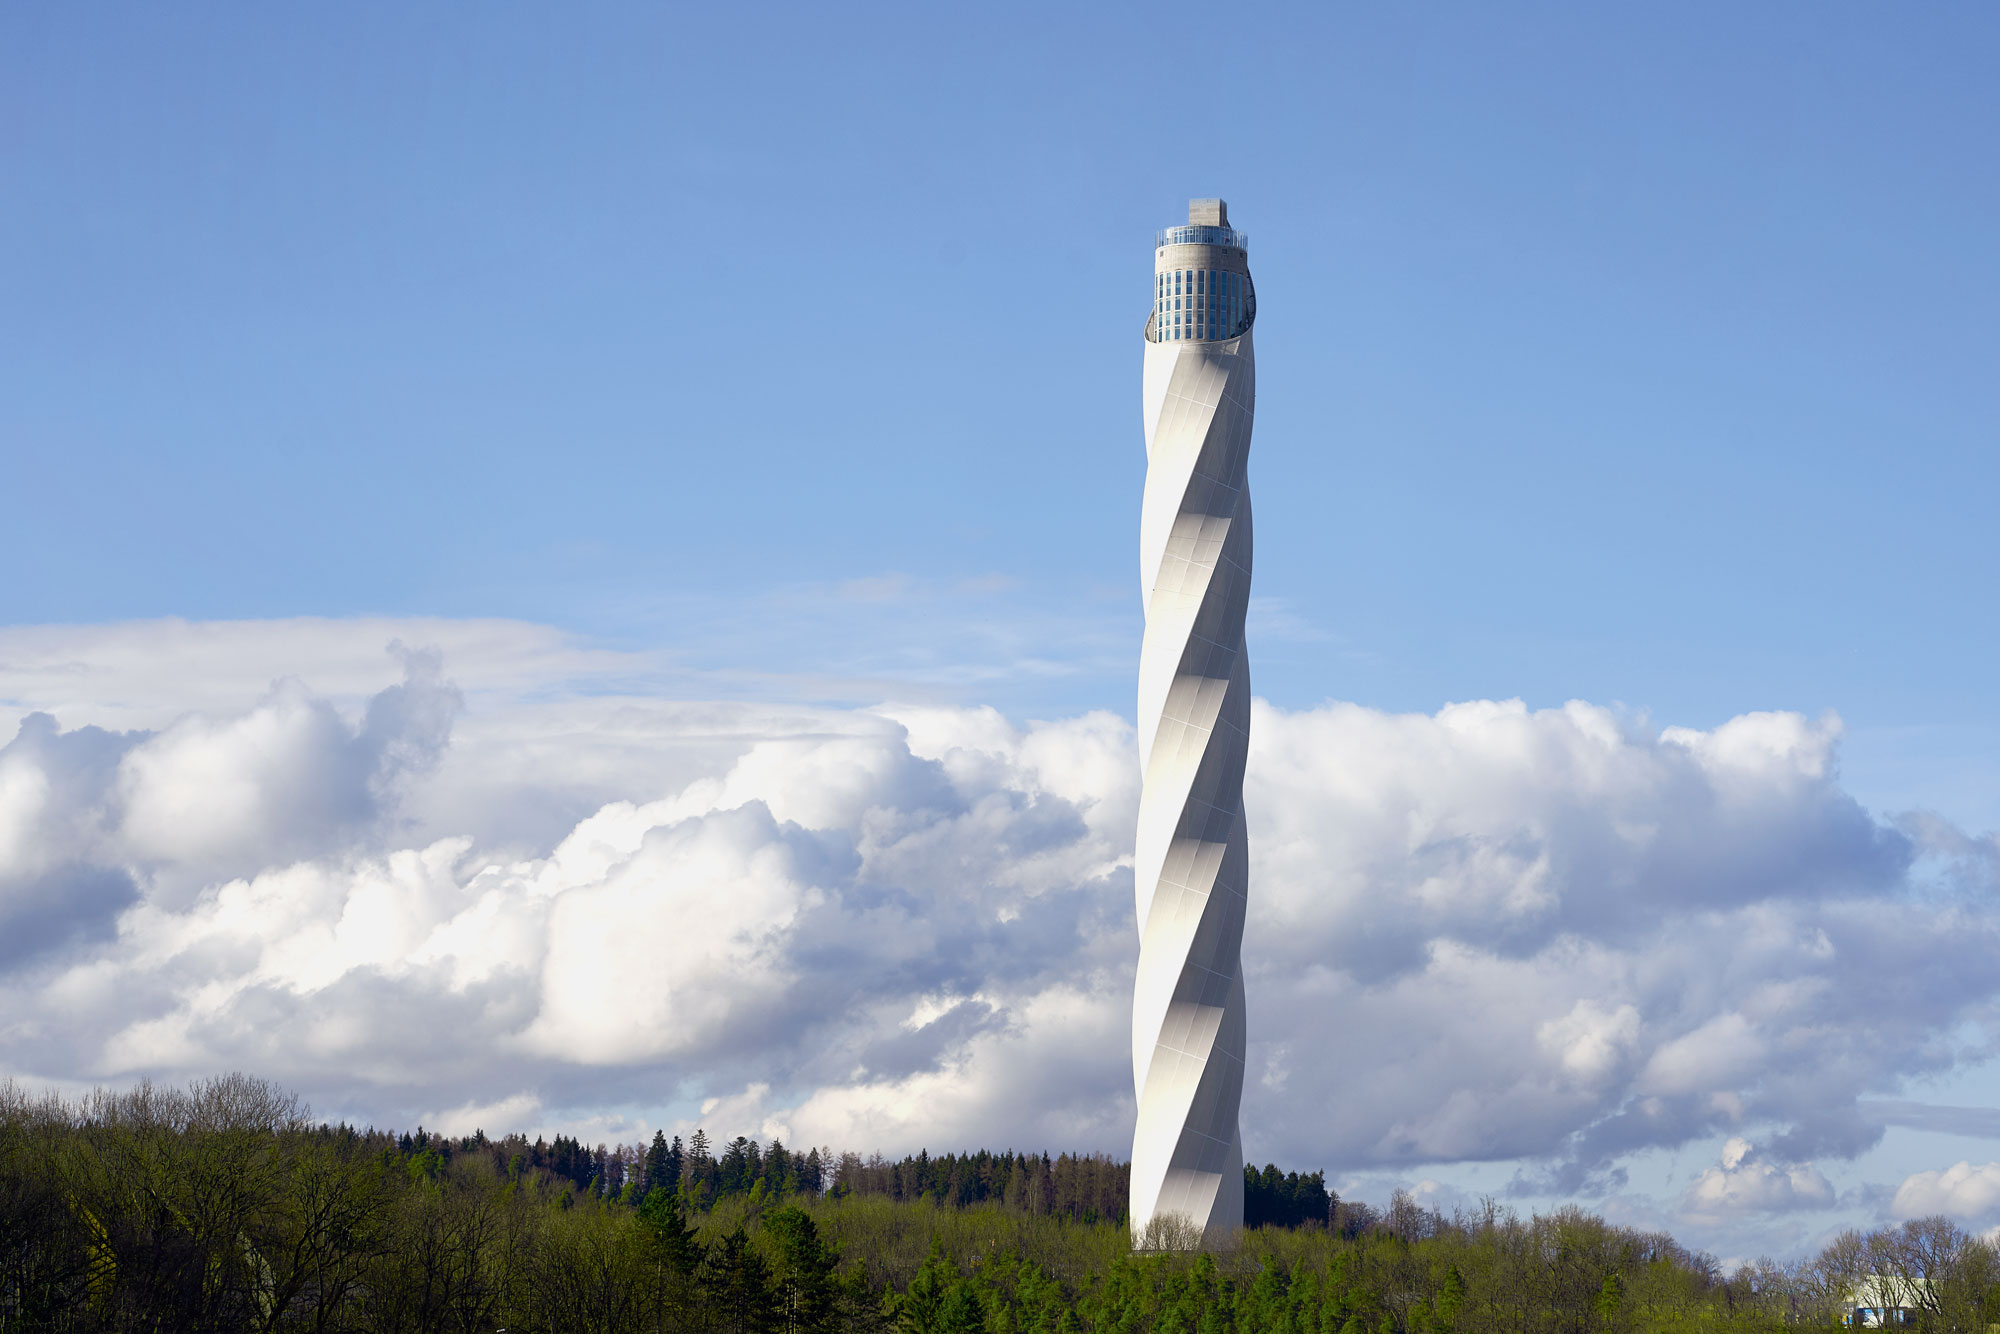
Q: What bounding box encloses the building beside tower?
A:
[1130,199,1256,1248]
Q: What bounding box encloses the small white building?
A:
[1842,1275,1933,1327]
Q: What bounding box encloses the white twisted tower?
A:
[1130,199,1256,1248]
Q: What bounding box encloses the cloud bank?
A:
[3,618,1998,1243]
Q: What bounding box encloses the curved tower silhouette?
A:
[1130,198,1256,1248]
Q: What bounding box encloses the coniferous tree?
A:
[635,1184,704,1326]
[702,1225,778,1334]
[721,1136,754,1194]
[688,1128,710,1180]
[646,1128,673,1196]
[764,1204,841,1334]
[768,1137,791,1193]
[896,1241,957,1334]
[937,1284,985,1334]
[638,1185,704,1276]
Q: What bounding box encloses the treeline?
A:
[375,1129,1123,1223]
[386,1122,834,1208]
[8,1076,2000,1333]
[1244,1164,1331,1230]
[390,1123,1292,1233]
[829,1151,1126,1223]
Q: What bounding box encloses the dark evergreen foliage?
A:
[829,1149,1128,1224]
[1242,1162,1332,1229]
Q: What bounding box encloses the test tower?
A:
[1130,198,1256,1247]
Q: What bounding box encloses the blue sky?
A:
[4,3,1999,1259]
[11,4,1997,784]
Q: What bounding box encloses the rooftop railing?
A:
[1156,224,1249,251]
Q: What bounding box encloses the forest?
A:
[3,1075,1993,1332]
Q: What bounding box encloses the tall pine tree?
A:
[646,1129,673,1196]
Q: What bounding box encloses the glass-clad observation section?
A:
[1149,198,1255,344]
[1151,264,1255,342]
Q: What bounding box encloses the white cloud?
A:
[2,617,1998,1204]
[1681,1138,1836,1220]
[1539,1000,1642,1085]
[1891,1162,2000,1221]
[1237,693,1980,1186]
[1638,1014,1765,1099]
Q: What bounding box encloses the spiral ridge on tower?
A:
[1129,198,1256,1249]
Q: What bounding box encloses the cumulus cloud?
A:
[2,618,1998,1213]
[0,636,1140,1147]
[1242,697,2000,1189]
[118,646,458,885]
[1891,1162,2000,1222]
[1681,1138,1836,1221]
[0,645,459,912]
[0,713,140,964]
